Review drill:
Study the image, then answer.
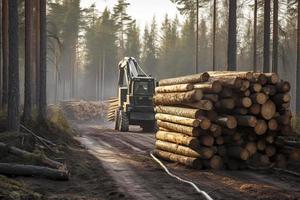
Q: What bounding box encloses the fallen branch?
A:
[0,142,64,169]
[0,163,69,181]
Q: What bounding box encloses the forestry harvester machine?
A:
[114,57,156,132]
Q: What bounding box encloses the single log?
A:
[276,81,291,93]
[194,81,222,93]
[155,113,200,127]
[244,89,251,97]
[233,108,248,115]
[217,146,227,157]
[155,140,214,159]
[240,80,250,91]
[153,149,202,168]
[155,84,194,93]
[159,72,210,86]
[261,100,276,120]
[252,73,268,85]
[215,136,224,145]
[183,100,213,111]
[154,90,203,105]
[215,98,235,110]
[272,93,291,105]
[262,85,277,96]
[227,146,250,160]
[249,104,261,115]
[245,142,257,156]
[254,120,268,135]
[235,115,257,127]
[257,139,266,151]
[210,124,222,137]
[0,163,69,180]
[265,132,275,144]
[155,106,201,119]
[265,73,279,84]
[265,145,276,157]
[197,116,211,130]
[157,120,199,136]
[250,83,262,93]
[203,94,219,102]
[198,135,215,147]
[250,93,268,105]
[268,119,278,131]
[279,125,293,136]
[276,114,291,125]
[214,115,237,129]
[235,97,252,108]
[0,142,64,169]
[251,153,270,166]
[203,155,223,170]
[219,88,233,98]
[210,76,242,88]
[156,131,200,148]
[208,71,253,80]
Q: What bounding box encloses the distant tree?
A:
[263,0,271,72]
[297,0,300,115]
[23,0,32,123]
[38,0,47,122]
[227,0,237,71]
[253,0,258,72]
[272,0,278,73]
[212,0,217,71]
[125,20,141,60]
[142,18,158,76]
[2,0,8,109]
[7,0,20,131]
[35,0,40,107]
[113,0,132,59]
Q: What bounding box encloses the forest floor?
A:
[1,102,300,200]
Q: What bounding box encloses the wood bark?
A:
[155,106,201,119]
[24,0,33,123]
[2,0,8,108]
[38,0,47,122]
[215,98,235,110]
[253,0,258,72]
[297,0,300,115]
[227,0,237,70]
[276,81,291,93]
[213,115,237,129]
[235,115,257,127]
[155,113,200,127]
[263,0,271,72]
[227,146,249,160]
[7,0,20,131]
[159,72,210,86]
[153,149,202,168]
[156,120,199,137]
[208,71,253,80]
[194,81,222,93]
[0,163,69,180]
[203,94,218,102]
[183,100,213,111]
[155,140,214,159]
[210,77,242,88]
[155,131,200,148]
[272,0,278,73]
[155,84,194,93]
[154,90,203,105]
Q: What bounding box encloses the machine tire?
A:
[114,110,120,130]
[142,121,157,133]
[119,111,129,132]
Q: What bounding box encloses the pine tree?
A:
[297,0,300,115]
[272,0,278,73]
[263,0,271,72]
[227,0,237,71]
[125,20,141,60]
[2,0,8,109]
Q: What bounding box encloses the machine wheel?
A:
[114,110,120,130]
[142,121,157,133]
[119,111,129,132]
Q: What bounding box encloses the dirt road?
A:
[73,121,300,200]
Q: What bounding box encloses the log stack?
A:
[105,98,119,121]
[153,71,299,170]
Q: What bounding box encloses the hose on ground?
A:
[150,151,214,200]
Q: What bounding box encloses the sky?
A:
[80,0,182,29]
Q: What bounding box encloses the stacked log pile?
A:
[106,98,119,121]
[153,71,299,170]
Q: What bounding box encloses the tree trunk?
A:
[23,0,32,123]
[272,0,278,73]
[212,0,216,71]
[38,0,46,122]
[154,90,203,105]
[0,163,69,180]
[155,106,201,119]
[253,0,257,72]
[2,0,8,109]
[227,0,237,71]
[35,0,40,107]
[7,0,20,131]
[158,72,209,86]
[297,0,300,115]
[263,0,271,72]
